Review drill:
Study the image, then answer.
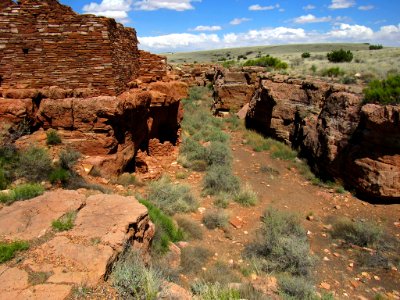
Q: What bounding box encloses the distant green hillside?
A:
[163,43,400,81]
[163,43,372,64]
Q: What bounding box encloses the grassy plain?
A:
[165,43,400,80]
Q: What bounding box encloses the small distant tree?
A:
[301,52,311,58]
[369,44,383,50]
[327,49,353,63]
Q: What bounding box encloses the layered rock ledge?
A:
[0,190,153,299]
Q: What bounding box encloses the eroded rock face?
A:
[0,190,153,299]
[245,74,399,200]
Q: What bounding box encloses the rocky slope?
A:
[0,190,153,299]
[210,68,399,201]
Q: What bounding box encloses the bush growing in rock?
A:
[17,146,53,182]
[327,49,353,62]
[139,199,184,254]
[59,149,81,171]
[52,211,77,232]
[147,176,198,215]
[0,240,29,263]
[112,250,163,300]
[46,129,62,145]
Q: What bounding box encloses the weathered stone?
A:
[0,190,85,240]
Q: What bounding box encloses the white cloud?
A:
[133,0,200,11]
[358,5,374,10]
[329,0,355,9]
[192,25,222,32]
[303,4,316,10]
[82,0,132,23]
[249,4,279,11]
[139,23,400,52]
[139,33,220,50]
[293,14,332,24]
[230,18,251,25]
[328,23,373,39]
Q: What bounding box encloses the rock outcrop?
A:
[245,74,399,200]
[0,190,153,299]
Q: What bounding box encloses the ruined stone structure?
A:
[0,0,188,178]
[0,0,139,96]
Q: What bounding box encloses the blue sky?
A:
[61,0,400,53]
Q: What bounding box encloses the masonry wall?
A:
[138,50,167,83]
[0,0,139,95]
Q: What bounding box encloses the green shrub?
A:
[246,208,313,276]
[202,209,229,230]
[222,60,236,68]
[0,183,44,205]
[49,168,70,184]
[112,250,162,300]
[363,75,400,104]
[0,240,29,263]
[321,67,345,77]
[243,55,288,69]
[213,193,231,208]
[46,129,62,145]
[0,168,7,190]
[203,165,240,195]
[180,138,208,163]
[278,275,315,300]
[59,149,81,170]
[341,75,357,84]
[17,146,53,182]
[224,114,242,131]
[191,282,241,300]
[327,49,353,62]
[114,173,140,187]
[369,44,383,50]
[52,211,76,232]
[147,176,198,215]
[200,261,240,284]
[301,52,311,58]
[207,141,232,167]
[176,216,203,240]
[180,246,212,274]
[140,199,184,254]
[234,183,258,207]
[310,65,317,74]
[271,143,298,161]
[331,218,382,247]
[243,130,272,152]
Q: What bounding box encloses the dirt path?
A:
[175,128,400,299]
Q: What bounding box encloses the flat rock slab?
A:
[0,190,85,240]
[0,191,151,299]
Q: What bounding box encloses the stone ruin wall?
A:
[138,50,168,83]
[0,0,139,96]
